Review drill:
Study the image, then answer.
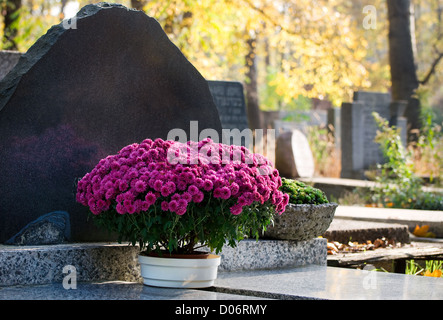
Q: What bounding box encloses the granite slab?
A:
[214,265,443,300]
[299,177,442,202]
[0,239,326,286]
[216,238,326,271]
[0,243,142,287]
[2,265,441,300]
[327,241,443,269]
[0,281,268,300]
[334,205,443,237]
[324,218,410,243]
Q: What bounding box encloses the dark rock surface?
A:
[0,3,222,242]
[5,211,71,245]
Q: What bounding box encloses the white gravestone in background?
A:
[275,129,315,178]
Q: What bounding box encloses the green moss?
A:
[279,178,329,205]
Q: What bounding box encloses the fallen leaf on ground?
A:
[373,238,385,248]
[327,242,338,253]
[326,237,401,255]
[423,269,442,277]
[413,225,436,238]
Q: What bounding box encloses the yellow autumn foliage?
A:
[2,0,442,109]
[143,0,371,106]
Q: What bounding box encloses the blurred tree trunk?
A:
[59,0,68,18]
[245,37,263,130]
[387,0,420,139]
[2,0,22,50]
[131,0,147,11]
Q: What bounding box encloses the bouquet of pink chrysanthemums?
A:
[76,138,288,254]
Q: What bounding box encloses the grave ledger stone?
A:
[0,3,223,243]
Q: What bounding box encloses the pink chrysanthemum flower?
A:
[134,180,147,193]
[76,138,288,217]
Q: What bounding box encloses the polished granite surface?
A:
[1,265,442,300]
[215,265,443,300]
[0,281,267,300]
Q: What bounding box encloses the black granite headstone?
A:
[0,3,222,243]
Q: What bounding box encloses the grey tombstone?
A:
[340,91,407,179]
[207,80,249,146]
[0,3,223,243]
[341,101,366,179]
[355,91,391,172]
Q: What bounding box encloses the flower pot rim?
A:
[140,250,219,260]
[286,202,338,208]
[138,252,221,268]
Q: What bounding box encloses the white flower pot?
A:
[138,253,221,288]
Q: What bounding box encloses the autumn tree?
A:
[144,0,371,128]
[387,0,420,136]
[245,36,263,130]
[387,0,443,137]
[414,0,443,120]
[1,0,22,50]
[416,1,443,87]
[131,0,147,11]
